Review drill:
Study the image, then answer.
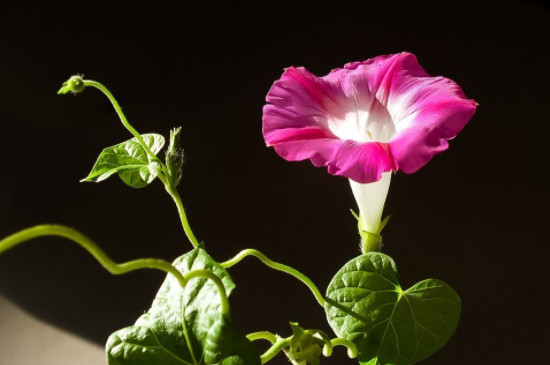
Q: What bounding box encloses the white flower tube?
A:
[349,172,391,252]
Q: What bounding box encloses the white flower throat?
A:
[327,98,396,143]
[326,98,394,234]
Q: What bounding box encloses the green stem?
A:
[246,331,277,344]
[0,224,186,287]
[0,225,229,318]
[260,338,291,364]
[165,183,200,248]
[305,330,332,356]
[221,249,325,307]
[330,338,358,358]
[81,79,199,248]
[82,80,161,166]
[184,269,230,319]
[360,230,382,253]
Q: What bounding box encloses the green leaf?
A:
[106,248,260,365]
[82,134,165,188]
[325,253,460,365]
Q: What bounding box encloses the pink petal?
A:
[263,67,347,136]
[262,66,395,182]
[272,137,395,183]
[388,76,477,173]
[336,53,476,173]
[262,52,476,182]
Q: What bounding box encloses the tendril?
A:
[330,337,358,358]
[259,337,291,364]
[0,225,230,318]
[247,331,277,344]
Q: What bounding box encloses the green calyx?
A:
[360,230,383,253]
[57,75,85,94]
[351,210,390,254]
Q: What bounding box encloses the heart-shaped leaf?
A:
[106,247,260,365]
[325,253,460,365]
[82,133,165,188]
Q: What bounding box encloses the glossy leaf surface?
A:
[82,134,165,188]
[107,248,260,365]
[325,253,460,365]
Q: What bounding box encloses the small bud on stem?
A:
[57,75,86,95]
[166,127,184,187]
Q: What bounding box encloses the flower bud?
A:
[284,322,325,365]
[166,127,184,186]
[57,75,86,95]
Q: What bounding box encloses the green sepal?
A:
[82,134,165,188]
[325,252,460,365]
[350,210,391,253]
[106,247,260,365]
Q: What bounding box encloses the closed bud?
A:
[166,127,184,186]
[57,75,85,95]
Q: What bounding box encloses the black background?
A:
[0,1,548,364]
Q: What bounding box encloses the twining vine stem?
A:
[0,225,230,318]
[246,331,277,344]
[259,338,291,364]
[165,182,200,248]
[247,330,358,362]
[82,80,159,165]
[221,248,325,307]
[331,338,358,358]
[77,79,200,249]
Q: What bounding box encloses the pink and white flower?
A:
[263,52,476,236]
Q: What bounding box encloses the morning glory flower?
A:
[262,52,476,248]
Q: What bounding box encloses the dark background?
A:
[0,1,548,364]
